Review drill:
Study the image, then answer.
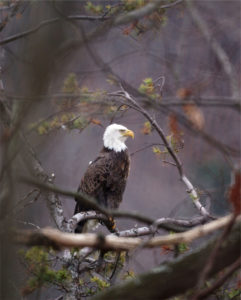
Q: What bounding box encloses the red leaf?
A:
[182,104,205,130]
[229,170,241,216]
[122,20,138,35]
[160,245,173,255]
[90,118,102,126]
[168,113,181,141]
[176,88,192,100]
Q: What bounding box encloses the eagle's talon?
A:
[104,217,117,233]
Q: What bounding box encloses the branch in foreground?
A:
[191,214,238,299]
[196,256,241,299]
[92,219,241,300]
[16,214,239,251]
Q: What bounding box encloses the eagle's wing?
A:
[74,153,113,233]
[74,153,111,212]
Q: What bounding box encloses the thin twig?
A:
[0,15,109,46]
[17,220,40,230]
[196,256,241,299]
[186,0,239,97]
[191,214,238,299]
[130,143,165,156]
[114,0,183,26]
[117,88,212,219]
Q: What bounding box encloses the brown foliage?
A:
[182,104,205,130]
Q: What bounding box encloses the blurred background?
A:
[0,0,240,299]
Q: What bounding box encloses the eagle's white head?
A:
[103,123,134,152]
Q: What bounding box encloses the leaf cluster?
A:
[139,77,159,99]
[20,247,71,296]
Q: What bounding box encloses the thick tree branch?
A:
[16,214,239,250]
[22,177,211,232]
[67,211,208,235]
[92,219,241,300]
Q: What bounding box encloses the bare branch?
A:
[22,136,66,231]
[92,219,241,300]
[116,88,213,219]
[21,176,211,232]
[0,1,183,48]
[2,91,240,109]
[186,0,240,97]
[118,215,207,237]
[67,211,208,235]
[65,211,108,233]
[0,15,109,46]
[114,0,183,26]
[16,214,239,251]
[191,214,238,299]
[196,256,241,299]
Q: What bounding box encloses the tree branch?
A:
[0,0,183,47]
[191,214,238,299]
[67,211,208,235]
[21,176,212,232]
[15,214,239,250]
[186,0,240,97]
[196,256,241,299]
[91,219,241,300]
[22,136,66,231]
[114,0,183,26]
[0,15,109,46]
[116,88,213,219]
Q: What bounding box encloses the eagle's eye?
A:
[119,129,126,132]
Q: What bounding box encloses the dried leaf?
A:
[183,104,205,130]
[1,127,12,142]
[122,21,138,35]
[161,245,173,254]
[176,88,192,100]
[91,118,102,126]
[16,12,22,19]
[167,114,184,152]
[141,121,152,135]
[168,113,182,141]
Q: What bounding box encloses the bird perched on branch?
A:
[74,123,134,233]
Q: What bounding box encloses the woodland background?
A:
[0,0,240,299]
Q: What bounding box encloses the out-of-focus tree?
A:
[0,1,240,299]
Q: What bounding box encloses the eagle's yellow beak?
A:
[122,129,134,139]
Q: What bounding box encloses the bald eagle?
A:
[74,124,134,233]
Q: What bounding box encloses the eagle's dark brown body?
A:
[74,147,130,232]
